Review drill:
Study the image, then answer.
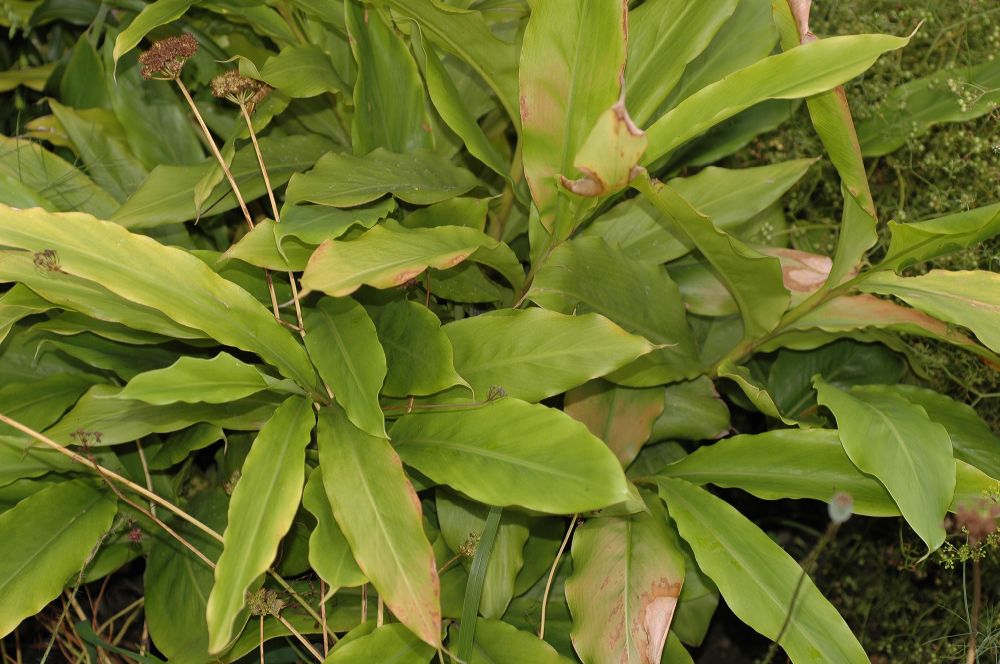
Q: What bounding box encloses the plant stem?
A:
[238,102,306,337]
[967,557,981,664]
[539,514,578,640]
[174,79,283,321]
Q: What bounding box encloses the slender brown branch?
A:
[174,79,282,320]
[238,102,306,337]
[1,414,325,652]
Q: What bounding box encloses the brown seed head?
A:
[210,69,271,110]
[139,34,198,80]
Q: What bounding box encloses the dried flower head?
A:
[139,34,198,80]
[210,69,271,111]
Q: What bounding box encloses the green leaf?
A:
[877,202,1000,272]
[301,470,366,594]
[860,270,1000,356]
[875,384,1000,483]
[148,423,225,470]
[112,135,332,228]
[773,2,877,289]
[416,35,509,180]
[658,478,869,663]
[115,352,296,405]
[371,0,519,123]
[451,618,573,664]
[223,201,398,271]
[814,379,955,551]
[0,63,54,93]
[0,436,77,497]
[0,249,204,341]
[644,32,911,165]
[445,308,654,402]
[285,148,478,208]
[0,479,116,638]
[206,396,314,653]
[0,206,321,394]
[857,59,1000,156]
[528,236,702,386]
[766,340,906,421]
[625,0,738,127]
[323,623,435,663]
[48,102,147,203]
[519,0,626,236]
[437,490,528,619]
[0,374,96,438]
[44,384,283,446]
[105,50,205,168]
[368,300,467,397]
[582,159,810,265]
[259,44,346,98]
[112,0,195,65]
[390,398,631,513]
[770,293,997,361]
[301,222,497,297]
[61,36,109,109]
[347,1,431,154]
[0,136,118,218]
[33,331,177,380]
[565,493,685,664]
[650,377,730,442]
[717,360,795,424]
[633,174,789,341]
[304,297,387,437]
[145,488,227,664]
[658,428,898,516]
[564,380,665,467]
[317,404,441,647]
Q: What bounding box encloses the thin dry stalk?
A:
[539,515,578,640]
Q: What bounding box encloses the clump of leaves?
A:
[0,1,999,663]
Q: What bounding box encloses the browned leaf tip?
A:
[139,33,198,80]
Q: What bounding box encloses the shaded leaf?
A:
[347,1,430,154]
[260,44,346,98]
[286,148,478,208]
[529,237,702,386]
[0,480,116,638]
[564,380,665,467]
[368,300,466,398]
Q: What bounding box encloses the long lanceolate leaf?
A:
[519,0,627,238]
[205,397,315,653]
[0,206,322,396]
[317,404,442,648]
[658,479,869,664]
[0,480,117,637]
[643,32,911,166]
